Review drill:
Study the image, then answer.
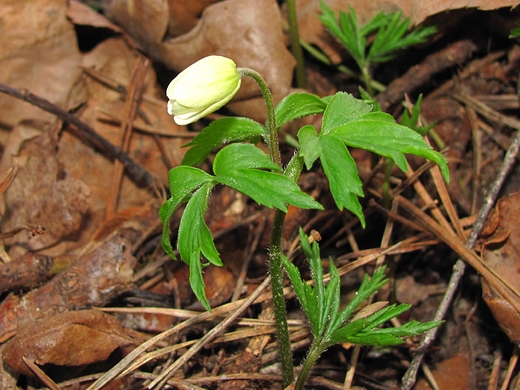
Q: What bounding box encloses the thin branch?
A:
[400,110,520,389]
[0,83,158,188]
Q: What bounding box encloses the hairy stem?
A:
[238,68,281,167]
[295,341,325,390]
[238,67,295,386]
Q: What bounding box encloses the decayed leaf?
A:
[105,0,295,122]
[66,0,122,33]
[0,128,91,257]
[58,37,184,242]
[481,191,520,343]
[0,0,82,127]
[2,310,142,377]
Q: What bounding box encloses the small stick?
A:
[0,83,158,188]
[400,108,520,390]
[106,56,149,217]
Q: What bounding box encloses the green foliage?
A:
[298,92,448,227]
[161,143,323,309]
[181,117,265,166]
[510,21,520,38]
[160,90,448,310]
[319,2,436,72]
[283,229,442,386]
[401,94,435,136]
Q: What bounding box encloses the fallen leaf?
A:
[481,191,520,343]
[2,310,141,377]
[415,354,470,390]
[0,128,91,257]
[0,0,82,127]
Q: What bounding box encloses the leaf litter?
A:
[0,0,520,388]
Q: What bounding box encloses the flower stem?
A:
[238,67,295,386]
[237,68,281,167]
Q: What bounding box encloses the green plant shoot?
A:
[160,55,448,386]
[284,229,442,389]
[319,2,436,96]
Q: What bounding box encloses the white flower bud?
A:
[166,56,241,125]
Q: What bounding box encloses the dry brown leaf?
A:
[415,354,471,390]
[105,0,295,122]
[58,37,184,241]
[0,0,82,127]
[0,127,91,257]
[2,310,141,377]
[166,0,222,37]
[66,0,122,33]
[481,191,520,343]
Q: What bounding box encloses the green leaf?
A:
[159,198,177,259]
[275,93,327,127]
[168,166,215,204]
[367,12,436,64]
[401,94,434,136]
[181,117,265,166]
[160,166,215,260]
[328,317,368,345]
[510,21,520,38]
[331,113,450,181]
[327,267,388,337]
[319,134,365,226]
[178,182,221,310]
[322,93,372,135]
[344,332,404,346]
[297,125,320,170]
[282,254,321,336]
[213,143,323,212]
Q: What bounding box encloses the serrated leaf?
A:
[160,167,215,260]
[213,143,281,173]
[331,113,449,181]
[275,93,327,127]
[282,254,321,335]
[168,166,215,205]
[159,198,177,259]
[297,125,320,170]
[319,134,365,226]
[213,144,323,212]
[322,92,372,135]
[344,332,405,346]
[327,267,388,337]
[178,183,221,310]
[181,117,265,166]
